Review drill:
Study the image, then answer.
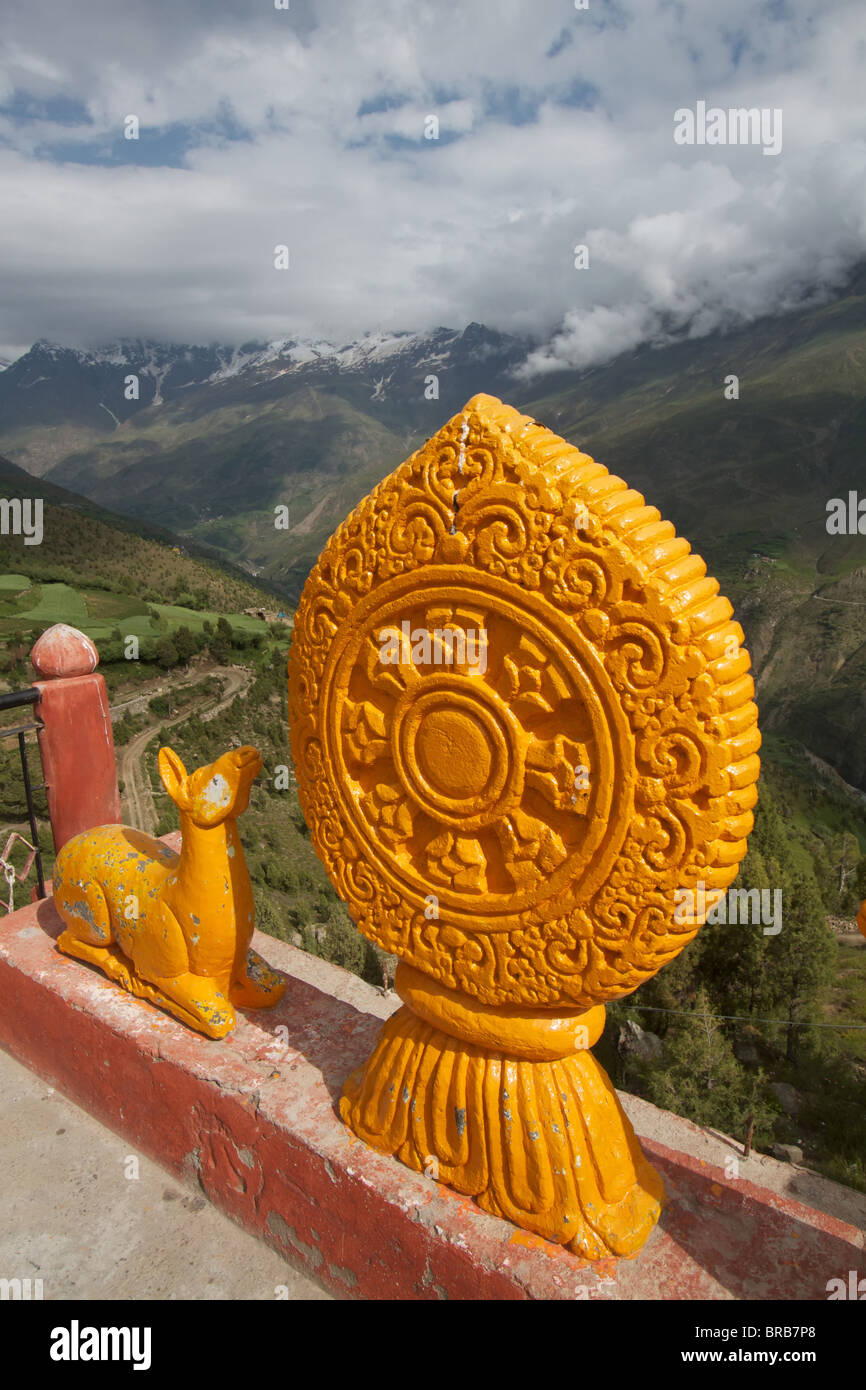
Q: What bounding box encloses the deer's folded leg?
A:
[131,900,191,983]
[146,970,237,1039]
[55,876,113,952]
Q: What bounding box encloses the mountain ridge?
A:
[2,275,865,790]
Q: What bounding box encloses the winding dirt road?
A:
[116,666,251,833]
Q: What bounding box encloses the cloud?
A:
[0,0,863,366]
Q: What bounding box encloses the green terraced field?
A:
[149,603,265,636]
[0,573,270,645]
[8,581,90,627]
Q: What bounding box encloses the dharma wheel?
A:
[288,394,760,1259]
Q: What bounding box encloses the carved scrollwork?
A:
[288,394,761,1010]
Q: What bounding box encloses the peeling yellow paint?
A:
[54,744,286,1038]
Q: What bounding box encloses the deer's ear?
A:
[158,747,190,808]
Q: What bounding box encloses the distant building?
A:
[242,607,287,624]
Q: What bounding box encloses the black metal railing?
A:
[0,687,47,900]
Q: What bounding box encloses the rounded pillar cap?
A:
[31,624,99,679]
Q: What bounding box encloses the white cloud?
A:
[0,0,863,365]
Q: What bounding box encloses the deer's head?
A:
[158,745,263,828]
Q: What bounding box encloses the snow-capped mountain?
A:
[0,324,534,438]
[3,272,866,806]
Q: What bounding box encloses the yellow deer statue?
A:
[54,744,285,1038]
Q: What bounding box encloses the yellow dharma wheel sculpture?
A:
[288,394,760,1259]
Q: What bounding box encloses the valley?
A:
[0,277,864,1193]
[1,273,864,798]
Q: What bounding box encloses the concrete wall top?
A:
[0,881,863,1300]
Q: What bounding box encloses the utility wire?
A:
[616,1004,866,1030]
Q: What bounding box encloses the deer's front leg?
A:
[231,949,287,1009]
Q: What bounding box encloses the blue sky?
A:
[0,0,863,365]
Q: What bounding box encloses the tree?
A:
[173,625,198,666]
[762,866,836,1062]
[307,912,365,975]
[155,636,179,670]
[641,986,767,1136]
[697,841,772,1018]
[821,831,862,914]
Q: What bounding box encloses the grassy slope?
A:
[0,579,274,644]
[45,386,410,583]
[0,453,283,614]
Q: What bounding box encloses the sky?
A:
[0,0,864,370]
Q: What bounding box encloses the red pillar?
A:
[30,624,122,853]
